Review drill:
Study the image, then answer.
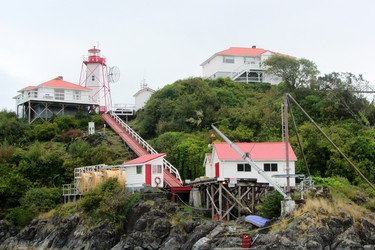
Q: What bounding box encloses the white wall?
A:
[205,149,296,187]
[85,62,104,104]
[124,165,145,188]
[134,90,153,111]
[202,55,262,79]
[124,157,164,188]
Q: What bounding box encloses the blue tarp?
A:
[245,215,270,227]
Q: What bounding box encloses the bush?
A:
[53,116,79,131]
[33,122,58,141]
[78,178,140,226]
[5,207,34,228]
[61,129,83,142]
[20,187,61,214]
[257,190,284,218]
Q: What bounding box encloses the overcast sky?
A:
[1,0,374,111]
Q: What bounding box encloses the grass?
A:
[291,196,375,226]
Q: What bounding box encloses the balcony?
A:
[14,89,97,105]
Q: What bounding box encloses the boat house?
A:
[204,142,297,187]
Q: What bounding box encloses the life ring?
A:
[154,176,161,186]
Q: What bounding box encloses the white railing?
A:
[109,112,183,184]
[111,104,135,115]
[15,90,96,105]
[62,184,77,196]
[235,76,263,83]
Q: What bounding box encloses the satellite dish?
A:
[108,66,120,83]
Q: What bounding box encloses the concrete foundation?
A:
[281,200,296,216]
[189,188,202,207]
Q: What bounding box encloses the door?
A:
[215,162,220,178]
[145,164,151,185]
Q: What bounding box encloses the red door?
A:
[215,162,220,178]
[145,164,151,185]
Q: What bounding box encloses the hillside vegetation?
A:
[1,65,375,229]
[0,112,135,227]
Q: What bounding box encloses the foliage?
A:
[5,207,34,229]
[313,176,375,209]
[256,190,284,218]
[0,111,29,145]
[149,132,210,179]
[32,122,59,141]
[20,187,61,214]
[264,55,319,91]
[5,187,61,228]
[1,68,375,226]
[78,178,140,226]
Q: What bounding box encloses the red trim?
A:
[145,164,151,185]
[215,162,220,178]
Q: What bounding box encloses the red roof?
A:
[217,47,269,56]
[214,142,297,161]
[37,77,90,91]
[123,153,166,165]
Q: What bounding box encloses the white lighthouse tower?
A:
[79,46,120,112]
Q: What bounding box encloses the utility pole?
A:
[284,94,290,194]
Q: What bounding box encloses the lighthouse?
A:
[79,46,119,112]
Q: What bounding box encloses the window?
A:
[54,89,64,100]
[237,163,251,172]
[152,164,162,174]
[264,163,278,172]
[223,56,234,64]
[136,165,142,174]
[73,90,81,100]
[244,57,255,64]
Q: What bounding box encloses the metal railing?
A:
[109,112,183,184]
[14,90,95,105]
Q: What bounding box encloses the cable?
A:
[287,94,375,191]
[287,98,310,176]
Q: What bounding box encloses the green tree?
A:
[257,190,284,218]
[0,111,29,145]
[264,55,319,90]
[33,122,58,141]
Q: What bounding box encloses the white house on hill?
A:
[201,46,287,84]
[204,142,297,187]
[123,153,165,189]
[14,76,97,123]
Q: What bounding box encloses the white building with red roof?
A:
[204,142,297,187]
[133,85,155,112]
[123,153,165,189]
[201,46,286,84]
[14,76,98,123]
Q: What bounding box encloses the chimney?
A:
[252,45,256,48]
[58,76,63,80]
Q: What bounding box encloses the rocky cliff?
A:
[0,197,374,249]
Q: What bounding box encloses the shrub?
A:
[33,122,58,141]
[78,178,141,226]
[61,129,83,142]
[257,190,284,218]
[53,116,79,131]
[20,187,61,214]
[5,207,34,228]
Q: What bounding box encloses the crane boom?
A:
[211,124,291,200]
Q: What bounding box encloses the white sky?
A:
[1,0,375,111]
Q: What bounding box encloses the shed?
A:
[123,153,165,189]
